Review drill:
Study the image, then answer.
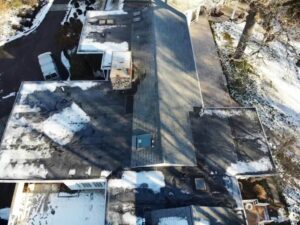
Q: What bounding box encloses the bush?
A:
[69,55,93,80]
[56,19,83,50]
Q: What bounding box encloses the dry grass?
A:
[253,183,268,201]
[0,0,39,12]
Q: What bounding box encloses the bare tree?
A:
[233,2,258,59]
[233,0,299,59]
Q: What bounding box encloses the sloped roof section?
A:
[131,0,202,167]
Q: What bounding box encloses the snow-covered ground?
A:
[212,19,300,224]
[0,0,55,46]
[61,0,101,25]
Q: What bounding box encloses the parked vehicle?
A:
[38,52,61,81]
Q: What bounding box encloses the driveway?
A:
[0,0,70,118]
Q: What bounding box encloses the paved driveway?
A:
[0,0,69,118]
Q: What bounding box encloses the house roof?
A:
[151,205,245,225]
[131,0,202,167]
[0,81,132,180]
[190,107,275,176]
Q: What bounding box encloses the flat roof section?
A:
[154,1,202,165]
[8,183,106,225]
[151,205,245,225]
[77,10,131,69]
[0,81,132,180]
[190,108,275,176]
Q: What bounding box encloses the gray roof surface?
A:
[131,0,202,167]
[190,108,275,176]
[151,205,244,225]
[77,10,131,70]
[0,81,132,180]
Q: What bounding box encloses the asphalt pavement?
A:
[0,0,69,118]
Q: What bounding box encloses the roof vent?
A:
[195,178,206,191]
[132,133,154,150]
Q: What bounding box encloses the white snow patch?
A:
[226,157,273,176]
[19,81,99,102]
[0,208,10,220]
[68,169,76,176]
[0,0,55,46]
[42,103,90,145]
[122,212,145,225]
[109,171,165,193]
[88,10,127,17]
[0,161,48,179]
[158,217,189,225]
[108,211,144,225]
[61,51,71,74]
[13,104,41,113]
[100,170,111,178]
[1,92,16,99]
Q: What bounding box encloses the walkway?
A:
[190,15,238,107]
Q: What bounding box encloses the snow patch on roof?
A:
[19,81,99,103]
[108,171,165,193]
[88,10,127,17]
[226,157,273,176]
[158,217,189,225]
[123,212,145,225]
[42,102,90,145]
[0,160,48,179]
[108,211,145,225]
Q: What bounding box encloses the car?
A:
[38,52,61,81]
